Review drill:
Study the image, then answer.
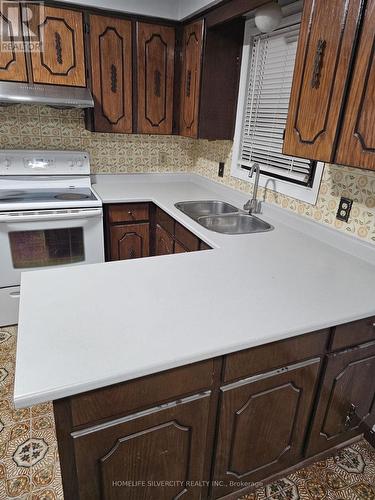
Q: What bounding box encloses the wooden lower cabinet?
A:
[211,359,321,498]
[174,240,188,253]
[53,323,375,499]
[110,223,149,260]
[305,341,375,457]
[155,223,174,255]
[105,203,210,261]
[72,392,211,499]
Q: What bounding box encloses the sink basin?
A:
[197,214,273,234]
[175,200,273,234]
[175,200,239,220]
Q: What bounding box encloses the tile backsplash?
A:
[1,105,375,244]
[0,105,195,173]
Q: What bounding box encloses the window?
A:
[231,15,324,204]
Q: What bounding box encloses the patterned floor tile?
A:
[239,441,375,500]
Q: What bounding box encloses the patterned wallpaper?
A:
[194,140,375,244]
[0,105,375,244]
[0,105,195,173]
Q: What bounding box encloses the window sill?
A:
[230,161,325,205]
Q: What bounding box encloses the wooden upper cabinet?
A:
[180,20,204,138]
[136,23,175,134]
[0,4,27,82]
[335,0,375,170]
[283,0,362,162]
[89,15,132,133]
[25,5,86,86]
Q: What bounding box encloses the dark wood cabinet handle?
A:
[311,39,326,89]
[110,64,117,93]
[154,70,161,97]
[54,32,63,65]
[186,70,192,97]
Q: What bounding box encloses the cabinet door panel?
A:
[90,15,132,133]
[73,393,211,499]
[306,342,375,457]
[155,224,174,256]
[26,5,86,86]
[283,0,362,162]
[0,4,27,82]
[174,240,188,253]
[180,20,204,138]
[335,0,375,169]
[110,223,149,260]
[137,23,175,134]
[212,359,320,498]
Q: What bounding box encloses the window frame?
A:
[231,14,324,205]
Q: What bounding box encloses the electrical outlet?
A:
[218,162,224,177]
[158,151,167,166]
[336,197,353,222]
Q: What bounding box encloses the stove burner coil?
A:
[54,193,90,201]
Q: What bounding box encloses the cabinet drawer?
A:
[223,329,329,383]
[330,317,375,351]
[70,359,215,428]
[108,203,149,223]
[175,222,199,251]
[155,206,175,235]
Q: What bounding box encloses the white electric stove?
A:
[0,150,104,327]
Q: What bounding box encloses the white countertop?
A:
[14,173,375,408]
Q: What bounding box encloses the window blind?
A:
[239,23,315,186]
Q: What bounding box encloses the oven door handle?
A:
[0,208,103,223]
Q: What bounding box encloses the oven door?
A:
[0,208,104,288]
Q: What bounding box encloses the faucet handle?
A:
[243,200,251,211]
[244,199,262,214]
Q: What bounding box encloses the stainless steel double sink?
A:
[174,201,273,235]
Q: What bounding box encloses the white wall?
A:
[58,0,216,20]
[59,0,179,19]
[178,0,222,19]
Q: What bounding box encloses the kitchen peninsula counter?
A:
[14,173,375,408]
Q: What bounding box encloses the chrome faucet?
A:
[243,162,262,214]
